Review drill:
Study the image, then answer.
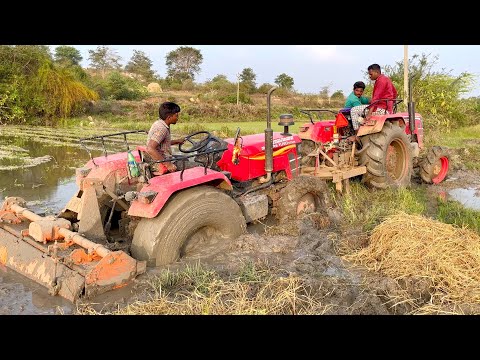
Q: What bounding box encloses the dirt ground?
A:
[83,166,479,315]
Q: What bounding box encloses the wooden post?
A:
[237,73,240,106]
[404,45,409,103]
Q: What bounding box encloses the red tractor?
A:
[0,86,449,302]
[296,79,450,191]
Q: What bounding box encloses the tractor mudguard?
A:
[357,116,406,137]
[127,167,232,219]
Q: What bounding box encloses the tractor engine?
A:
[297,120,356,167]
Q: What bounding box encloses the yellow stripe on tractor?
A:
[248,145,296,160]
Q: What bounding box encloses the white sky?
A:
[56,45,480,98]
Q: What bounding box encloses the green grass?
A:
[76,262,327,315]
[436,199,480,234]
[337,182,429,231]
[63,116,305,138]
[337,181,480,235]
[431,124,480,148]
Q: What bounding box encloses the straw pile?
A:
[77,264,329,315]
[344,212,480,313]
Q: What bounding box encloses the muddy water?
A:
[0,135,92,214]
[0,134,90,313]
[448,187,480,210]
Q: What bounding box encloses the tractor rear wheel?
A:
[131,186,246,266]
[419,146,450,184]
[276,175,334,222]
[360,122,413,189]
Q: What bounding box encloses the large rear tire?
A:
[360,122,413,189]
[131,186,246,266]
[276,175,334,222]
[419,146,450,184]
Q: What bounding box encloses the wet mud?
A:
[0,126,479,314]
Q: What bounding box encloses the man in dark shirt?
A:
[365,63,398,119]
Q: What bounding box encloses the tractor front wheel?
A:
[131,186,246,266]
[276,175,334,222]
[419,146,450,184]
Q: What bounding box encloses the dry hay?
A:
[344,212,480,314]
[77,264,329,315]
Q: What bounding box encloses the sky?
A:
[55,45,480,98]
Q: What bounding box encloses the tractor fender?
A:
[357,116,406,137]
[127,167,232,219]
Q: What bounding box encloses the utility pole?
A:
[404,45,409,102]
[237,73,240,106]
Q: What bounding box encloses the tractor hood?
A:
[223,133,301,156]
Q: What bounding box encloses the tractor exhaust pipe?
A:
[407,74,416,141]
[259,86,278,184]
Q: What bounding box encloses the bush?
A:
[181,79,196,91]
[384,53,477,129]
[221,93,252,105]
[0,46,98,124]
[103,71,148,101]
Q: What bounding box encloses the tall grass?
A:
[77,262,329,315]
[35,64,99,119]
[436,199,480,234]
[337,182,428,231]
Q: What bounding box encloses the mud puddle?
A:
[448,187,480,210]
[0,266,72,314]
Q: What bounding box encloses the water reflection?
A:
[448,187,480,211]
[0,134,94,313]
[0,135,96,213]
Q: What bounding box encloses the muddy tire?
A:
[276,175,334,222]
[360,122,413,189]
[131,186,246,266]
[298,139,316,167]
[419,146,450,184]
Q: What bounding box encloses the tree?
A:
[381,53,475,128]
[0,46,97,124]
[319,86,329,100]
[54,46,83,66]
[211,74,228,82]
[165,46,203,82]
[258,83,275,94]
[104,71,148,100]
[125,50,156,83]
[274,73,294,90]
[330,90,345,101]
[205,74,235,92]
[239,68,257,93]
[88,46,122,79]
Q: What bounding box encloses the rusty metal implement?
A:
[0,197,146,302]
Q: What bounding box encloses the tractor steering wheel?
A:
[179,131,212,153]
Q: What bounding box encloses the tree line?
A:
[0,45,477,129]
